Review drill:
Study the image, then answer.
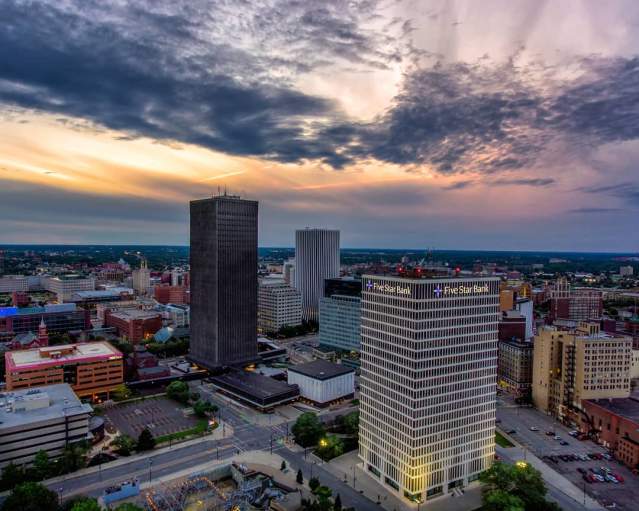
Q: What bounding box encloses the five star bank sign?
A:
[366,280,489,297]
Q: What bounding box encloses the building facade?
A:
[581,398,639,469]
[497,339,533,395]
[104,309,163,343]
[359,276,500,502]
[258,281,302,333]
[0,384,92,469]
[132,260,151,295]
[319,295,361,352]
[287,359,354,406]
[548,278,603,322]
[190,196,258,369]
[5,341,124,400]
[532,323,632,421]
[41,275,95,303]
[0,303,90,337]
[294,229,340,321]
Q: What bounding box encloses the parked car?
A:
[594,474,606,482]
[560,441,570,446]
[583,474,593,484]
[578,468,587,475]
[530,426,539,431]
[579,454,589,461]
[507,429,517,434]
[546,430,555,436]
[554,436,562,441]
[602,453,612,460]
[605,474,619,484]
[613,473,624,483]
[548,455,559,464]
[569,430,579,437]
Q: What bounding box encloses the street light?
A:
[319,438,328,448]
[515,460,528,469]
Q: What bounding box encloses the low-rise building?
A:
[258,281,302,333]
[0,275,29,293]
[5,341,124,401]
[41,275,96,303]
[104,308,163,343]
[154,285,189,305]
[532,322,632,422]
[0,384,93,469]
[287,359,354,407]
[0,303,91,338]
[581,397,639,469]
[498,338,533,396]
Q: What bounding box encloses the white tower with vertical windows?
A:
[358,276,500,503]
[294,228,340,321]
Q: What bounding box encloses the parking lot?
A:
[104,396,198,439]
[498,397,639,510]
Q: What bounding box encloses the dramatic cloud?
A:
[1,0,639,176]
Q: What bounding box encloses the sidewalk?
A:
[323,451,483,511]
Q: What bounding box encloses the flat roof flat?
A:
[0,383,92,431]
[107,309,161,320]
[585,397,639,423]
[210,371,298,400]
[288,359,354,380]
[5,341,122,372]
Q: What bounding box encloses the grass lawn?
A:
[156,419,213,444]
[495,431,514,448]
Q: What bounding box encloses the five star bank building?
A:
[359,276,500,502]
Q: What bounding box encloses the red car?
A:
[613,473,624,483]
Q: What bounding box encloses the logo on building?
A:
[368,281,410,296]
[366,280,373,291]
[434,283,490,297]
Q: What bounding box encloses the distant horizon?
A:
[0,243,637,257]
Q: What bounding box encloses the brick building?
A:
[581,398,639,469]
[104,309,163,343]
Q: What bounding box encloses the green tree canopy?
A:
[192,399,218,418]
[111,384,132,402]
[166,380,190,403]
[0,463,27,492]
[112,434,136,456]
[114,504,145,511]
[315,435,344,461]
[69,497,101,511]
[136,428,156,451]
[0,482,60,511]
[480,462,548,511]
[292,413,325,448]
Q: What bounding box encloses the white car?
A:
[530,426,539,431]
[554,435,562,441]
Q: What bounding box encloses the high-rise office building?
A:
[295,228,340,321]
[359,276,500,502]
[190,195,258,369]
[532,322,632,422]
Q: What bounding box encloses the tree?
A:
[59,443,87,474]
[69,498,101,511]
[114,505,145,511]
[137,428,156,451]
[291,413,325,448]
[280,460,287,471]
[296,469,304,484]
[112,434,136,456]
[483,490,525,511]
[308,476,320,492]
[112,384,132,402]
[334,494,342,511]
[315,435,344,461]
[480,462,548,511]
[193,399,218,418]
[0,462,27,492]
[33,450,52,481]
[166,380,190,404]
[0,482,60,511]
[342,412,359,436]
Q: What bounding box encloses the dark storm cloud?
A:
[492,178,555,187]
[0,179,186,224]
[1,1,639,174]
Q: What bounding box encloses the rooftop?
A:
[72,288,133,299]
[585,397,639,424]
[210,371,298,401]
[288,359,354,380]
[5,341,122,371]
[0,383,92,431]
[107,309,162,321]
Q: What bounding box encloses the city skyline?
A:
[1,0,639,251]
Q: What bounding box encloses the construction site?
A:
[104,461,302,511]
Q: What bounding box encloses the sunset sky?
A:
[1,0,638,250]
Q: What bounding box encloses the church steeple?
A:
[38,318,49,347]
